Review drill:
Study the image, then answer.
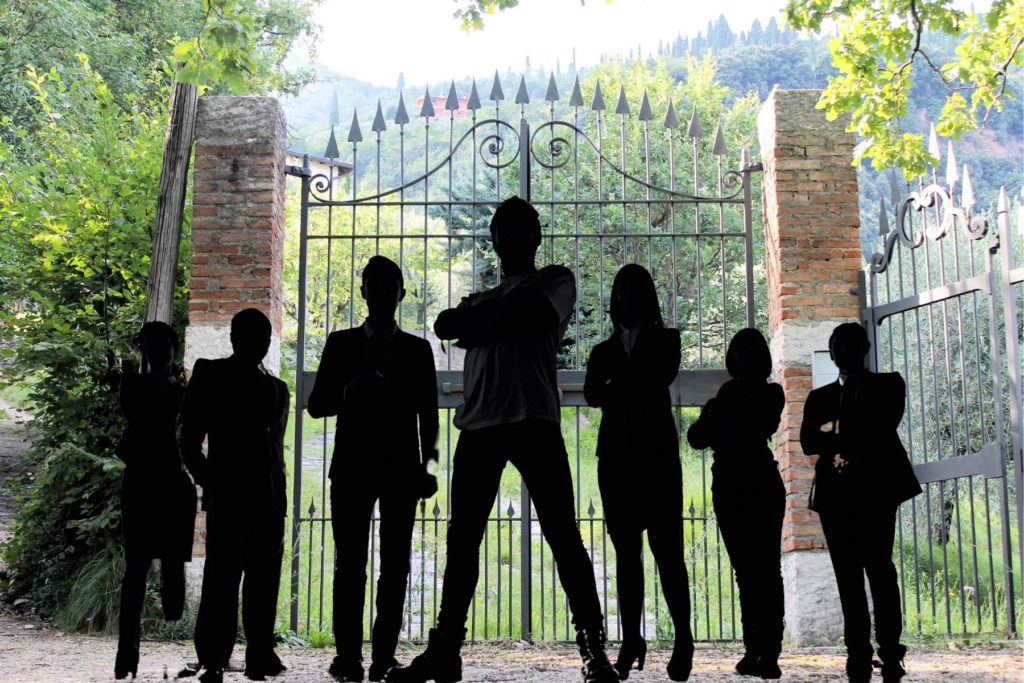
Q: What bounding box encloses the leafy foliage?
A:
[0,60,187,623]
[785,0,1024,176]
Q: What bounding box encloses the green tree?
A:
[786,0,1024,176]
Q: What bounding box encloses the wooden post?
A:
[144,81,199,323]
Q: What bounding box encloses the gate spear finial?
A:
[347,110,362,143]
[614,84,630,116]
[489,70,505,103]
[638,90,653,122]
[569,75,584,108]
[395,92,410,125]
[372,100,387,133]
[663,98,680,130]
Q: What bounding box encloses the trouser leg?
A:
[161,559,186,621]
[372,489,418,662]
[194,511,244,669]
[331,483,375,661]
[606,521,644,641]
[117,554,151,662]
[752,478,785,659]
[242,513,285,661]
[715,491,759,654]
[647,519,693,646]
[864,506,903,661]
[514,422,603,631]
[821,510,872,661]
[435,429,506,637]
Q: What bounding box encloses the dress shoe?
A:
[328,656,365,682]
[612,637,646,679]
[666,640,694,681]
[735,653,759,676]
[386,629,463,683]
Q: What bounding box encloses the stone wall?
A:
[758,88,862,644]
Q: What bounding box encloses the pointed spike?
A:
[445,81,460,111]
[928,123,941,165]
[489,70,505,102]
[308,500,316,516]
[688,105,703,139]
[997,185,1009,213]
[347,110,362,143]
[467,80,481,110]
[432,500,441,518]
[371,100,387,133]
[638,90,653,121]
[419,87,435,118]
[712,121,727,155]
[569,75,584,107]
[879,197,890,236]
[545,72,559,102]
[514,75,530,104]
[587,499,596,517]
[324,126,340,159]
[945,140,959,186]
[889,168,902,206]
[688,500,696,516]
[507,499,515,517]
[961,165,975,213]
[614,84,630,116]
[663,98,680,130]
[591,81,606,111]
[394,93,410,125]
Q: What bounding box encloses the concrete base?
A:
[184,322,282,377]
[783,550,843,645]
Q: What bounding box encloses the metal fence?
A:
[863,144,1022,636]
[283,72,762,643]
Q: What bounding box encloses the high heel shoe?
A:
[666,640,694,681]
[612,637,646,679]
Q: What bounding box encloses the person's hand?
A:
[417,464,438,500]
[820,420,835,432]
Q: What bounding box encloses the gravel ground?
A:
[0,616,1020,683]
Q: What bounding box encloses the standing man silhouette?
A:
[388,197,618,683]
[800,323,921,683]
[180,308,290,683]
[307,256,439,683]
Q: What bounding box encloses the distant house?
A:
[416,95,472,120]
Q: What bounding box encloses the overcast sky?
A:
[311,0,787,87]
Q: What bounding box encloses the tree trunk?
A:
[144,81,198,324]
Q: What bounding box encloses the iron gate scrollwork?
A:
[863,157,1022,636]
[284,74,763,643]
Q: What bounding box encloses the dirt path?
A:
[0,399,33,572]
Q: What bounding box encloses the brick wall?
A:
[185,97,289,556]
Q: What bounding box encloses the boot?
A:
[734,653,759,676]
[666,638,694,682]
[385,628,463,683]
[878,644,907,682]
[575,626,619,683]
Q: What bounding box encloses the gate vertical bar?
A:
[985,234,1018,634]
[997,189,1024,622]
[741,148,755,328]
[290,156,311,632]
[519,115,533,641]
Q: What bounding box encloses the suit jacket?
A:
[307,325,438,481]
[180,356,290,516]
[584,327,681,462]
[800,370,921,512]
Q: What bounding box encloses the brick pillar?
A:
[186,96,287,377]
[758,88,862,645]
[185,97,288,560]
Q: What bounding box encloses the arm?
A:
[417,341,439,465]
[583,343,616,408]
[179,361,210,487]
[799,389,839,459]
[434,285,559,346]
[761,382,785,440]
[270,381,290,469]
[686,397,718,450]
[631,327,681,387]
[307,333,342,419]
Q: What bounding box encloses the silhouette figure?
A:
[114,321,196,680]
[307,256,439,683]
[687,328,785,679]
[179,308,290,683]
[801,322,921,683]
[387,197,618,683]
[583,264,694,681]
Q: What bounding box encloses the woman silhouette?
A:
[687,328,785,679]
[115,321,196,679]
[584,264,694,681]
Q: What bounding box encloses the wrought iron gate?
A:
[283,73,762,643]
[862,154,1022,636]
